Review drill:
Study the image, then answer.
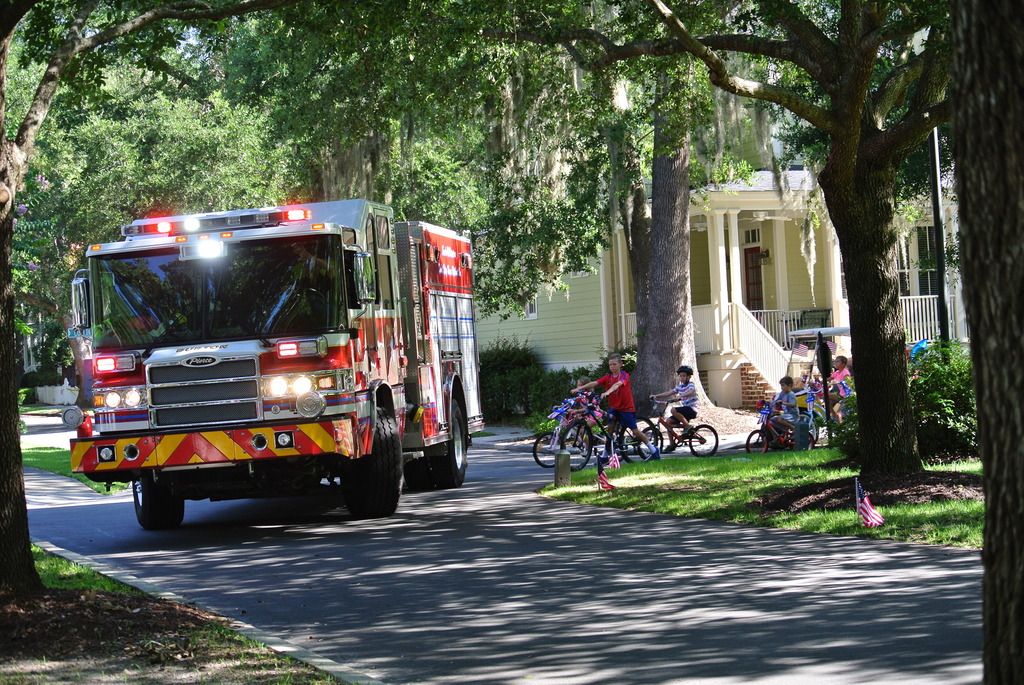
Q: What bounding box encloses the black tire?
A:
[687,424,719,456]
[343,412,403,518]
[132,472,184,531]
[620,418,660,463]
[745,428,767,454]
[533,433,559,468]
[558,420,594,471]
[403,456,434,491]
[431,404,467,489]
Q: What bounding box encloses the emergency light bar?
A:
[122,207,312,237]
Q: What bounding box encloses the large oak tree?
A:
[0,0,299,595]
[950,1,1023,681]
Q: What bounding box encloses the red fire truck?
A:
[63,199,483,530]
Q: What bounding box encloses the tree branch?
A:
[757,0,838,82]
[14,0,298,161]
[867,99,951,163]
[698,33,832,86]
[870,51,925,126]
[645,0,838,133]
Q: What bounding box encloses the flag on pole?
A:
[855,478,884,527]
[607,452,621,469]
[793,342,809,357]
[598,470,616,490]
[826,340,837,354]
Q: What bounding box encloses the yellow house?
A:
[475,169,967,407]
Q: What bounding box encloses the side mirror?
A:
[353,251,376,304]
[70,272,91,331]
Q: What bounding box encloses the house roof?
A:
[706,169,815,193]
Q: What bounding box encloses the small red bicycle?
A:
[745,399,816,453]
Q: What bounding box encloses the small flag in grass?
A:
[855,478,884,527]
[598,470,616,491]
[607,452,621,469]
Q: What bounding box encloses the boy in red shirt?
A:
[574,353,661,460]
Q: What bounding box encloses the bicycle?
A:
[560,398,662,467]
[745,400,817,453]
[533,394,600,471]
[648,400,719,456]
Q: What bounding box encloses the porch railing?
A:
[750,309,801,349]
[731,304,787,391]
[621,306,716,353]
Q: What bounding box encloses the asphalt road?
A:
[26,436,982,685]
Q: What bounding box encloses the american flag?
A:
[793,342,809,356]
[826,340,837,354]
[607,452,621,469]
[855,478,884,527]
[598,470,616,491]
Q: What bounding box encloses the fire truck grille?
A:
[146,356,261,428]
[151,381,259,406]
[153,403,258,428]
[149,359,257,384]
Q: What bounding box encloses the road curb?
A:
[33,540,389,685]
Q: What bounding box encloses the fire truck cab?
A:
[64,199,483,529]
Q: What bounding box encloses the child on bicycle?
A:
[769,376,799,433]
[649,365,698,453]
[574,353,660,460]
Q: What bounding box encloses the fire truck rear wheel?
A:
[132,473,185,530]
[343,412,403,518]
[431,404,467,489]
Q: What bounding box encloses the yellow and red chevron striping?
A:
[71,418,356,474]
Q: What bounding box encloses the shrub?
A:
[909,342,977,459]
[21,370,62,388]
[832,342,976,462]
[18,387,32,405]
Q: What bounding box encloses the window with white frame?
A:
[523,296,538,320]
[743,227,761,245]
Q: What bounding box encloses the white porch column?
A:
[772,218,790,312]
[616,227,629,342]
[824,225,847,327]
[727,210,742,305]
[708,211,732,351]
[598,247,614,351]
[946,204,968,339]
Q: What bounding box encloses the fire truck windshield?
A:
[90,235,345,349]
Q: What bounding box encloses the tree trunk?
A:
[817,163,921,475]
[0,38,43,596]
[633,123,696,416]
[951,2,1024,680]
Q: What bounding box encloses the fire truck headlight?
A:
[296,392,326,418]
[197,240,225,259]
[267,377,289,397]
[291,376,313,395]
[124,389,143,407]
[104,391,122,409]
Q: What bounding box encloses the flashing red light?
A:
[278,341,299,357]
[95,355,136,374]
[157,221,172,234]
[285,209,310,221]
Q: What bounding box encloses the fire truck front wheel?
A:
[132,473,185,530]
[342,412,403,518]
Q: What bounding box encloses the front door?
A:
[744,246,764,310]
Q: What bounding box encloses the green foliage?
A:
[34,320,74,373]
[479,336,598,421]
[832,343,976,462]
[18,388,32,405]
[909,343,977,459]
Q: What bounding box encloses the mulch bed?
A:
[757,464,983,515]
[1,589,218,662]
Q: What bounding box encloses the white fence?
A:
[35,384,79,406]
[750,309,801,349]
[622,306,716,353]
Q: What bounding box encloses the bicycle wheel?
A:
[532,432,559,468]
[559,420,594,471]
[745,428,767,453]
[687,424,719,456]
[620,419,661,463]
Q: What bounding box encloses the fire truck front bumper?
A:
[71,418,362,475]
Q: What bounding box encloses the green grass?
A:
[21,447,129,494]
[18,404,62,416]
[33,544,141,594]
[543,449,983,548]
